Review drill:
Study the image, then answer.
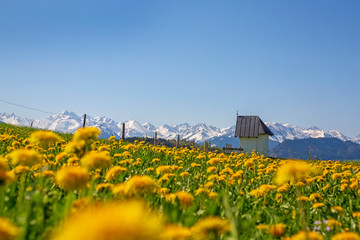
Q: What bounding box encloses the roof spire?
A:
[236,110,238,117]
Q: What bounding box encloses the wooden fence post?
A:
[176,134,180,148]
[204,141,207,152]
[154,132,157,146]
[122,123,125,141]
[82,114,86,128]
[30,122,33,128]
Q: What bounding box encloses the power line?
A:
[0,99,56,115]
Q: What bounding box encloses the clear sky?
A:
[1,1,359,137]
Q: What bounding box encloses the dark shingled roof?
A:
[235,116,274,138]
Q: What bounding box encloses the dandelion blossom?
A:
[331,232,360,240]
[274,161,314,185]
[0,156,9,172]
[191,216,231,240]
[0,217,19,240]
[73,127,101,143]
[175,191,194,209]
[55,167,88,191]
[7,149,42,166]
[80,151,112,170]
[268,223,286,237]
[156,165,173,175]
[312,203,325,209]
[125,175,157,196]
[162,224,191,240]
[105,166,127,181]
[51,201,164,240]
[291,231,324,240]
[29,130,61,149]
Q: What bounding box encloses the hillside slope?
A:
[270,138,360,160]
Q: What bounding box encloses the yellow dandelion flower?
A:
[250,189,266,198]
[125,175,157,196]
[191,216,231,240]
[256,224,269,230]
[277,183,290,192]
[0,156,9,172]
[51,201,164,240]
[352,212,360,218]
[291,231,324,240]
[55,167,88,191]
[268,223,286,237]
[159,187,169,195]
[97,145,110,152]
[309,193,323,201]
[13,165,30,175]
[207,158,221,165]
[55,152,67,163]
[0,216,19,240]
[322,183,331,191]
[7,149,42,166]
[208,192,218,199]
[191,163,201,168]
[331,206,344,215]
[80,151,112,170]
[105,166,127,181]
[274,160,314,185]
[331,173,343,180]
[326,218,342,229]
[340,183,350,191]
[152,158,160,163]
[29,130,61,149]
[350,181,358,190]
[95,183,114,191]
[312,203,325,209]
[70,197,90,215]
[108,136,116,141]
[165,193,177,204]
[331,232,360,240]
[175,191,194,209]
[297,196,311,202]
[180,172,189,177]
[259,184,277,193]
[112,183,127,197]
[207,166,217,173]
[11,141,21,148]
[244,159,254,168]
[42,170,55,178]
[73,127,101,143]
[205,181,214,189]
[64,141,84,155]
[156,165,173,175]
[162,224,191,240]
[195,187,208,196]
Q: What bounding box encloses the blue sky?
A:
[0,1,359,137]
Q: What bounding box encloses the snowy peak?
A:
[0,112,33,126]
[265,122,352,143]
[307,126,320,131]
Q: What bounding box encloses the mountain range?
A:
[270,138,360,160]
[1,111,360,149]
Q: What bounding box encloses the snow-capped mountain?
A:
[1,111,359,147]
[0,112,33,126]
[266,122,352,143]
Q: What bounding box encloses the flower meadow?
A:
[1,123,360,240]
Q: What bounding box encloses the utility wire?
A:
[0,99,56,115]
